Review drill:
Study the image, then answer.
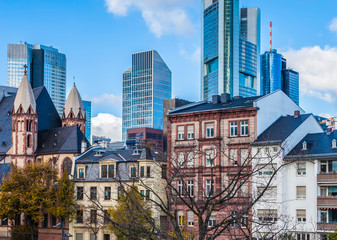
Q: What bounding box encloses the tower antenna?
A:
[270,21,272,51]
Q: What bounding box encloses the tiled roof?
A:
[252,114,312,145]
[37,125,89,155]
[286,131,337,159]
[169,96,261,115]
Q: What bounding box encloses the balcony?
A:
[317,222,337,231]
[317,197,337,207]
[318,173,337,183]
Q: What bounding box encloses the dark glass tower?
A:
[122,50,172,141]
[282,69,299,105]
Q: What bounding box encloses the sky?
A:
[0,0,337,141]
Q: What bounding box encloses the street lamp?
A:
[53,222,72,238]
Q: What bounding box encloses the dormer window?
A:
[302,141,307,150]
[77,166,85,179]
[332,139,337,149]
[101,164,115,178]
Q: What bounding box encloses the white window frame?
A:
[321,187,328,197]
[78,167,85,179]
[240,148,249,166]
[296,186,306,199]
[187,180,194,197]
[297,209,306,223]
[206,123,214,138]
[230,121,238,137]
[177,152,185,168]
[205,180,214,197]
[178,211,184,226]
[187,152,194,168]
[230,149,238,166]
[240,120,248,136]
[187,211,194,227]
[187,125,194,140]
[177,126,184,140]
[297,162,306,176]
[206,150,214,167]
[177,181,183,197]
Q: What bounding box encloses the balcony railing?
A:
[317,196,337,207]
[317,222,337,231]
[317,172,337,183]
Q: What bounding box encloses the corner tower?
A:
[62,84,86,135]
[12,69,38,165]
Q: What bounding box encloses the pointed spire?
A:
[13,73,36,114]
[63,84,85,118]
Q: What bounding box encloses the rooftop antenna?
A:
[73,76,75,85]
[23,64,28,75]
[270,21,272,51]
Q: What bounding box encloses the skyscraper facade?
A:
[122,50,172,141]
[239,8,261,97]
[201,0,240,100]
[282,69,299,105]
[83,100,92,142]
[7,42,66,115]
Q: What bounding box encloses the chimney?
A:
[81,140,87,153]
[294,110,300,118]
[221,93,231,103]
[327,128,332,135]
[212,95,221,104]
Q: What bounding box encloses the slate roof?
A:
[37,125,89,155]
[0,86,61,156]
[13,74,36,113]
[252,114,312,145]
[169,96,262,115]
[0,163,10,185]
[286,131,337,159]
[63,84,85,117]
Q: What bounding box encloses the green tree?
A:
[108,187,156,240]
[0,162,57,240]
[329,230,337,240]
[48,170,77,240]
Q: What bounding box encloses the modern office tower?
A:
[201,0,240,100]
[7,42,66,115]
[260,49,284,95]
[122,50,172,141]
[282,69,299,105]
[83,100,92,142]
[239,8,261,96]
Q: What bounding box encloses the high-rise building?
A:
[201,0,240,100]
[282,69,299,105]
[83,100,92,142]
[261,49,300,105]
[122,50,172,141]
[7,42,66,115]
[239,8,261,97]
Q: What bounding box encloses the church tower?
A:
[62,84,86,135]
[11,68,38,165]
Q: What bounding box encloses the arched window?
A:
[27,135,31,148]
[62,158,72,176]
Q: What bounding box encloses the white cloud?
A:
[92,113,122,142]
[104,0,194,37]
[179,44,201,63]
[329,17,337,34]
[90,93,121,107]
[283,45,337,103]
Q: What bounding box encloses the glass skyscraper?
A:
[282,69,299,105]
[202,0,240,100]
[122,50,171,141]
[83,100,92,142]
[7,42,66,115]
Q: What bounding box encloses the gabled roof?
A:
[169,96,262,115]
[13,74,36,113]
[37,125,89,155]
[286,131,337,159]
[252,114,312,145]
[63,84,85,118]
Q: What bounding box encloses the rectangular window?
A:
[258,186,277,200]
[230,149,238,166]
[240,120,248,136]
[105,187,111,200]
[297,163,306,176]
[187,211,194,227]
[90,187,97,200]
[146,190,150,200]
[101,165,107,178]
[240,149,249,166]
[241,182,249,197]
[297,186,306,199]
[205,180,214,197]
[187,125,194,139]
[206,150,214,167]
[321,161,328,173]
[140,166,145,177]
[90,234,97,240]
[178,211,184,226]
[177,152,184,168]
[206,123,214,138]
[103,234,110,240]
[108,165,114,178]
[178,126,184,140]
[208,215,216,227]
[1,217,8,226]
[321,209,327,223]
[321,187,328,197]
[130,167,137,178]
[187,180,194,197]
[78,168,85,179]
[258,164,277,176]
[187,152,194,168]
[118,187,123,200]
[77,187,84,200]
[297,209,306,222]
[104,210,110,224]
[76,233,83,240]
[146,166,151,177]
[162,165,167,179]
[257,209,277,222]
[76,210,83,223]
[178,181,183,196]
[230,121,238,137]
[43,214,48,228]
[90,210,97,223]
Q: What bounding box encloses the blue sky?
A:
[0,0,337,140]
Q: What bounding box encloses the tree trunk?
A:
[61,218,65,240]
[27,216,35,240]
